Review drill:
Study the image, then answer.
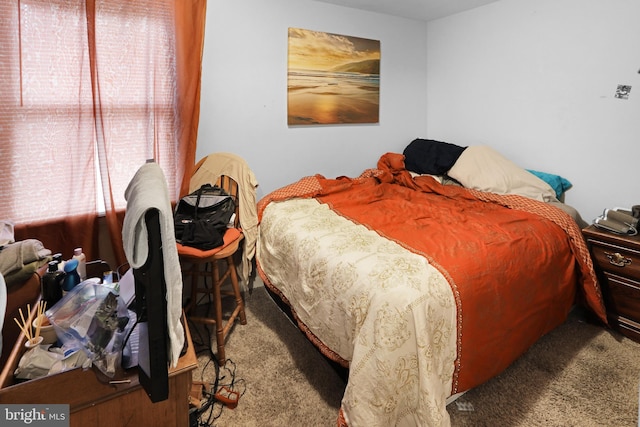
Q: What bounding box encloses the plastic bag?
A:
[46,279,132,377]
[14,345,90,380]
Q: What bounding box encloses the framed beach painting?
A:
[287,28,380,125]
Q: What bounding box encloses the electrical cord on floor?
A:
[188,318,246,427]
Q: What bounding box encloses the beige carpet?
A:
[189,285,640,427]
[447,306,640,427]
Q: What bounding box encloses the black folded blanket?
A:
[403,138,467,175]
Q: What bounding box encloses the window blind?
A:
[0,0,179,225]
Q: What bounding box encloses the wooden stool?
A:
[178,227,247,364]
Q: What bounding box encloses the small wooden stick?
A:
[19,308,31,341]
[13,318,31,340]
[34,302,43,340]
[27,303,32,335]
[26,304,33,341]
[39,302,46,332]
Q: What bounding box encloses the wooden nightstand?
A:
[583,224,640,343]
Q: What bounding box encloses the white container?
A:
[33,315,57,345]
[24,336,43,349]
[73,247,87,281]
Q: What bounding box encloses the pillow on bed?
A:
[408,171,444,183]
[403,138,467,175]
[447,145,558,202]
[526,169,572,200]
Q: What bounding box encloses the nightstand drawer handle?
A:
[604,251,632,267]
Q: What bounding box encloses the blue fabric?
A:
[527,169,572,199]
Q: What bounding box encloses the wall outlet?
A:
[615,85,631,99]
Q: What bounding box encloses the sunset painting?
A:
[287,28,380,125]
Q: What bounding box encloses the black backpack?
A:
[174,184,236,250]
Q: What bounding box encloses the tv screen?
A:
[132,208,169,403]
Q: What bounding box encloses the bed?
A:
[255,142,606,427]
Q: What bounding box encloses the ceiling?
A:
[312,0,500,22]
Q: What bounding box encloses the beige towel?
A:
[122,162,184,367]
[189,153,259,288]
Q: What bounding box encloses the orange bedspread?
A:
[258,153,606,397]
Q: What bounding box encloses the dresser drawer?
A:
[588,240,640,282]
[614,315,640,343]
[603,272,640,322]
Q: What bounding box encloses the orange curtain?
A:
[174,0,207,198]
[105,1,206,267]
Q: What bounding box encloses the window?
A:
[0,0,180,225]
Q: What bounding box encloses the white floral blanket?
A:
[257,198,457,426]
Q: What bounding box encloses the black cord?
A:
[121,313,140,352]
[195,357,246,427]
[187,314,246,427]
[188,318,220,427]
[186,262,246,427]
[114,262,130,281]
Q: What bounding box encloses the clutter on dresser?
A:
[13,300,47,348]
[12,261,135,382]
[12,300,92,381]
[73,247,87,280]
[45,276,132,378]
[32,312,57,345]
[42,251,112,307]
[593,207,639,236]
[62,258,82,294]
[41,261,64,307]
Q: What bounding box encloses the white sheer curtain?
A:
[0,0,199,263]
[0,1,98,223]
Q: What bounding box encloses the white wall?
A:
[426,0,640,222]
[198,0,428,200]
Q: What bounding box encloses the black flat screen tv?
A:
[132,208,169,403]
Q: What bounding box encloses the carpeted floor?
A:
[188,284,640,427]
[447,306,640,427]
[188,283,346,427]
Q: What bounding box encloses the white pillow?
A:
[409,171,443,183]
[447,145,558,202]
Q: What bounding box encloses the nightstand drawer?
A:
[603,272,640,321]
[583,224,640,343]
[589,241,640,282]
[615,316,640,343]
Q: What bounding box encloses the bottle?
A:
[42,261,65,307]
[102,271,113,285]
[52,253,64,271]
[62,258,81,294]
[73,247,87,280]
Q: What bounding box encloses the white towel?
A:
[0,220,14,246]
[122,162,184,367]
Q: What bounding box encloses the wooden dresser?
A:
[583,224,640,343]
[0,307,197,427]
